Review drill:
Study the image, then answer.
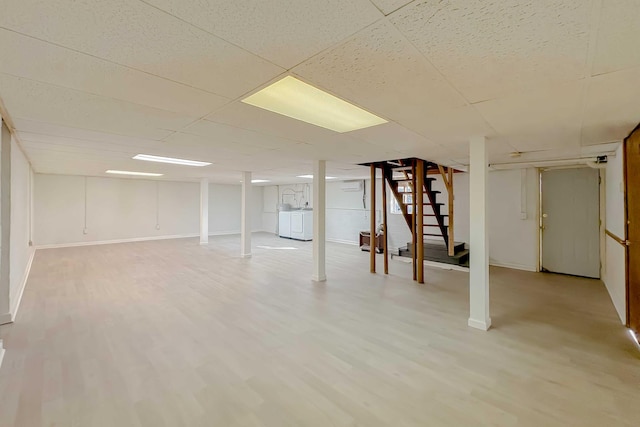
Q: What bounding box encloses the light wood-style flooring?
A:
[0,233,638,426]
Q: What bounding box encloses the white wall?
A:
[488,169,539,271]
[262,169,539,271]
[34,174,264,246]
[9,137,34,316]
[603,144,626,324]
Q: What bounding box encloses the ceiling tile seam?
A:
[192,119,314,148]
[285,14,385,72]
[384,15,519,152]
[578,0,604,145]
[19,137,173,155]
[136,0,286,71]
[156,70,290,144]
[0,26,235,99]
[366,0,385,16]
[0,71,216,121]
[381,0,417,17]
[9,115,175,144]
[20,144,145,158]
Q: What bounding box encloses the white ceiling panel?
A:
[0,29,230,117]
[0,0,284,98]
[474,80,584,151]
[592,0,640,76]
[12,119,167,147]
[140,0,382,69]
[391,0,590,103]
[370,0,415,15]
[582,67,640,146]
[403,105,495,147]
[181,119,304,150]
[294,20,467,124]
[0,74,195,139]
[163,131,277,158]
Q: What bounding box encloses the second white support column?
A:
[468,136,491,331]
[241,171,252,258]
[200,178,209,245]
[312,160,326,282]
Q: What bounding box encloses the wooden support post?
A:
[447,167,455,256]
[411,161,417,281]
[416,160,425,284]
[382,166,389,275]
[370,164,376,274]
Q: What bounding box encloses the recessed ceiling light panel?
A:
[242,76,387,133]
[133,154,211,167]
[106,170,163,177]
[297,175,336,179]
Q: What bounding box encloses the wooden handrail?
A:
[605,229,628,246]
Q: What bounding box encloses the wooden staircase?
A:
[362,158,465,283]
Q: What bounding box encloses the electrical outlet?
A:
[155,224,160,230]
[83,228,88,235]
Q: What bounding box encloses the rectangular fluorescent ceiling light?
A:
[252,179,270,183]
[297,175,336,179]
[133,154,211,167]
[106,170,163,177]
[241,76,387,133]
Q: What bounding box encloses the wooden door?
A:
[626,129,640,332]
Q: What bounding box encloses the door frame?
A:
[623,124,640,330]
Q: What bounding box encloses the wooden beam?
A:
[382,166,389,275]
[447,167,455,256]
[416,160,425,284]
[412,161,417,281]
[370,164,376,274]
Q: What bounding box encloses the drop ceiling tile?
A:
[294,20,467,125]
[0,0,283,98]
[141,0,382,68]
[0,29,230,117]
[182,119,303,150]
[474,80,584,151]
[582,67,640,145]
[163,131,276,157]
[593,0,640,75]
[349,122,439,152]
[0,74,194,139]
[391,0,590,102]
[402,105,495,147]
[13,120,165,147]
[370,0,415,15]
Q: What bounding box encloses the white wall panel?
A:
[9,138,33,312]
[34,175,263,246]
[603,144,626,323]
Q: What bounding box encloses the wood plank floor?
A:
[0,233,638,426]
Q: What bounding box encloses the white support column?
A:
[199,178,209,245]
[469,136,491,331]
[0,119,12,325]
[241,171,252,258]
[312,160,326,282]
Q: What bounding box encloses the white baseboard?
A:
[35,230,272,250]
[468,317,492,331]
[0,312,11,325]
[35,233,200,249]
[326,238,359,246]
[10,247,35,322]
[489,260,537,272]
